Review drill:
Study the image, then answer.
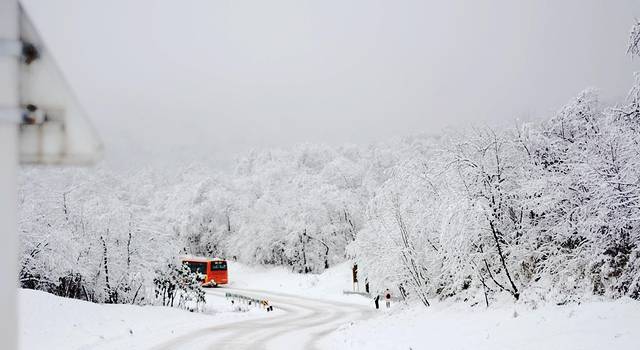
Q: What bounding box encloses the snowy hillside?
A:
[18,288,268,350]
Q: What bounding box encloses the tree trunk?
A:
[100,234,115,303]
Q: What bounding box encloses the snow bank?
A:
[18,289,267,350]
[322,297,640,350]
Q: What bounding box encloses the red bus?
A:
[182,257,228,287]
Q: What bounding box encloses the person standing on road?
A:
[384,288,391,308]
[374,294,380,309]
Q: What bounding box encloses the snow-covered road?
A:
[151,288,372,350]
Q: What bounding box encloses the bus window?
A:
[183,261,207,275]
[210,261,227,271]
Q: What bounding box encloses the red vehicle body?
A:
[182,257,228,287]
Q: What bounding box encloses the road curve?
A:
[151,287,372,350]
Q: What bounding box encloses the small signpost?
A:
[352,263,358,292]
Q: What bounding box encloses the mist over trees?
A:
[17,20,640,308]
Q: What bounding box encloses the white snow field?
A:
[19,261,640,350]
[322,297,640,350]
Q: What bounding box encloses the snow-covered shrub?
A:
[153,263,206,311]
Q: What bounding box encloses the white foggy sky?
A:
[20,0,640,168]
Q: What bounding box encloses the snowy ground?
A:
[18,288,270,350]
[323,297,640,350]
[19,262,640,350]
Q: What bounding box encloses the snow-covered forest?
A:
[18,21,640,309]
